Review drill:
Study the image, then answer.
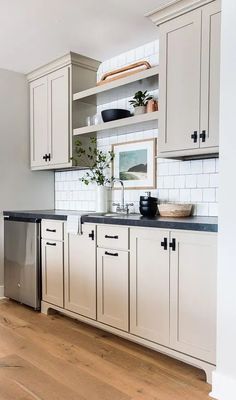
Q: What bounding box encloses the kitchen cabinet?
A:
[151,0,221,158]
[30,76,48,168]
[97,248,129,331]
[130,228,170,345]
[30,67,69,169]
[41,220,64,307]
[42,240,64,308]
[170,230,217,364]
[64,224,96,319]
[28,52,100,170]
[130,227,216,364]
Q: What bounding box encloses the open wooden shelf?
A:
[73,66,159,103]
[73,111,159,136]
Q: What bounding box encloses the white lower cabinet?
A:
[64,224,96,319]
[97,248,129,331]
[130,228,170,345]
[41,221,217,380]
[130,227,216,364]
[42,239,64,308]
[170,230,217,364]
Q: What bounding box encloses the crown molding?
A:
[27,52,101,82]
[146,0,217,26]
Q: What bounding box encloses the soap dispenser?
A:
[139,192,158,217]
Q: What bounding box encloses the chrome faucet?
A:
[112,179,134,214]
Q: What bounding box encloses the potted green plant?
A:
[129,90,153,115]
[72,137,115,212]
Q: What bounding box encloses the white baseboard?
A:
[0,285,4,298]
[210,370,236,400]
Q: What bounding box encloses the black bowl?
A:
[140,199,158,206]
[139,205,158,217]
[101,109,131,123]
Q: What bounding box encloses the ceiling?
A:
[0,0,169,74]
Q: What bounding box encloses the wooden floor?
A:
[0,299,212,400]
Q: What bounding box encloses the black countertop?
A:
[3,209,218,232]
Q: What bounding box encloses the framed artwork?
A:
[112,138,157,189]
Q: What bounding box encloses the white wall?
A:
[55,40,219,216]
[211,0,236,399]
[0,68,54,289]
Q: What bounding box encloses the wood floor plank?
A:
[0,300,213,400]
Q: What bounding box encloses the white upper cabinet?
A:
[200,1,221,149]
[149,0,221,158]
[47,67,70,167]
[30,76,48,168]
[28,52,100,170]
[159,9,202,153]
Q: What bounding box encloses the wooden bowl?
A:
[158,203,193,218]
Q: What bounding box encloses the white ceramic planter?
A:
[96,186,108,212]
[134,105,146,115]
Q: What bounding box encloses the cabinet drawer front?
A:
[41,219,64,241]
[97,225,129,250]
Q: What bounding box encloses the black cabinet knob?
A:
[200,130,206,143]
[191,131,198,143]
[161,237,168,250]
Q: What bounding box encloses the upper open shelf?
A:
[73,111,159,136]
[73,66,159,104]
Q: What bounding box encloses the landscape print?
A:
[112,139,156,189]
[119,149,148,181]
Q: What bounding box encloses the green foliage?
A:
[72,137,115,186]
[129,90,153,107]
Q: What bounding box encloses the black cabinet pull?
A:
[43,154,48,161]
[105,251,118,257]
[46,242,56,246]
[46,229,56,233]
[89,230,95,241]
[200,130,206,143]
[48,153,51,162]
[105,235,118,239]
[161,237,168,250]
[191,131,198,143]
[169,238,176,251]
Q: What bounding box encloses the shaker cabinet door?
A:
[170,231,217,364]
[48,67,70,167]
[97,248,129,331]
[200,0,221,149]
[42,239,64,308]
[65,224,96,319]
[130,228,170,346]
[159,9,202,153]
[30,77,48,168]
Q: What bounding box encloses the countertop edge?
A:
[3,210,218,233]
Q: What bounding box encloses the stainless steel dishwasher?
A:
[4,216,41,310]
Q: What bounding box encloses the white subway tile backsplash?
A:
[185,175,197,188]
[179,189,191,202]
[209,202,218,216]
[191,160,203,174]
[203,188,216,202]
[55,40,218,217]
[168,161,180,175]
[174,175,185,188]
[164,176,175,188]
[209,173,219,187]
[179,161,191,175]
[197,174,210,188]
[191,189,203,202]
[203,159,216,173]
